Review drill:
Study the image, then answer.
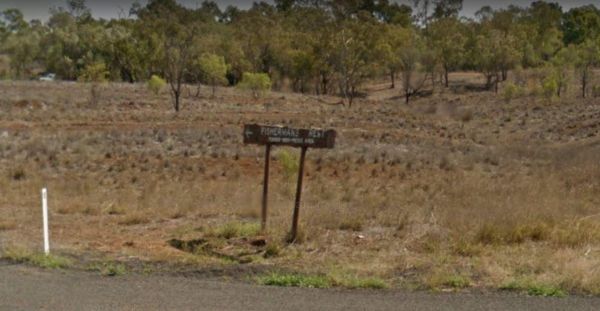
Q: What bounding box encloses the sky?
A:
[0,0,598,22]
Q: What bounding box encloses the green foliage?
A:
[593,85,600,98]
[147,75,166,95]
[78,62,109,83]
[2,2,600,104]
[277,149,299,180]
[263,243,281,258]
[501,279,567,297]
[197,53,228,96]
[502,82,525,103]
[542,76,559,99]
[89,262,128,276]
[562,5,600,45]
[258,273,331,288]
[238,72,272,98]
[208,222,261,239]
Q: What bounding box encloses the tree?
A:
[398,29,429,104]
[238,72,272,99]
[138,0,204,111]
[473,29,521,92]
[78,62,109,105]
[66,0,91,20]
[1,9,28,33]
[331,17,380,107]
[377,24,408,89]
[428,17,466,87]
[562,5,600,45]
[549,46,578,97]
[575,39,600,98]
[432,0,463,19]
[197,53,228,97]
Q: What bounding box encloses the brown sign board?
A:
[244,124,336,149]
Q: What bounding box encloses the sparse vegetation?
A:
[501,279,567,298]
[258,273,331,288]
[2,248,71,269]
[89,262,128,276]
[208,222,261,239]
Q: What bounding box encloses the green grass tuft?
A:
[501,279,566,297]
[210,222,261,239]
[258,273,331,288]
[88,262,128,276]
[2,248,71,269]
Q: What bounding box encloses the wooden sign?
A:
[243,124,337,243]
[243,124,336,149]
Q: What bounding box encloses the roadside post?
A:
[41,188,50,255]
[243,124,336,242]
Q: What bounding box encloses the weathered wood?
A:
[261,144,271,231]
[244,124,336,149]
[289,146,307,243]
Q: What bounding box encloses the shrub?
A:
[542,76,558,99]
[78,62,108,83]
[258,273,331,288]
[277,149,299,180]
[209,222,261,239]
[147,75,166,96]
[238,72,272,99]
[502,82,524,103]
[78,62,109,105]
[592,85,600,98]
[89,262,127,276]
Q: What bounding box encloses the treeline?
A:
[1,0,600,110]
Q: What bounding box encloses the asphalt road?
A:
[1,263,600,311]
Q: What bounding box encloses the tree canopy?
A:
[1,0,600,108]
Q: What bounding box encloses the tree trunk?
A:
[390,70,395,89]
[444,68,449,88]
[582,69,588,98]
[321,73,328,95]
[174,92,180,112]
[495,74,499,94]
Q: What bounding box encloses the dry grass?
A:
[1,77,600,293]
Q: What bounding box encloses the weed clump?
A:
[147,75,166,96]
[258,273,331,288]
[89,262,127,276]
[277,149,299,180]
[2,248,71,269]
[501,279,566,297]
[208,222,261,239]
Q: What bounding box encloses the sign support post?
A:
[261,144,271,231]
[290,146,307,243]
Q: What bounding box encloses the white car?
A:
[39,73,56,82]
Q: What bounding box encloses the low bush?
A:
[147,75,166,96]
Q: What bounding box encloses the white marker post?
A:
[41,188,50,255]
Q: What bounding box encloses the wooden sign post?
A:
[244,124,336,242]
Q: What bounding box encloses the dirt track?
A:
[1,263,599,311]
